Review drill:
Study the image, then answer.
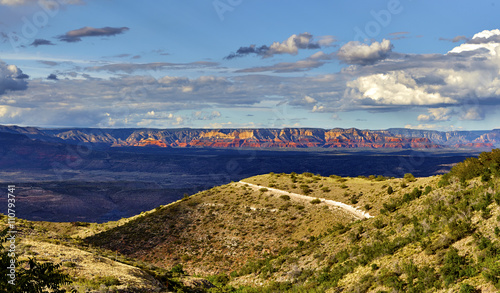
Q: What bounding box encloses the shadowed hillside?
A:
[2,149,500,292]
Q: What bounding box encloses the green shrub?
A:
[459,284,477,293]
[279,195,290,201]
[171,263,185,275]
[387,186,394,195]
[438,173,451,187]
[440,248,476,286]
[404,173,416,182]
[373,219,386,229]
[311,198,321,204]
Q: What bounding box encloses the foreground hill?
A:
[2,124,500,149]
[2,149,500,292]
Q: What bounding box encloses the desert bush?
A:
[440,247,476,286]
[404,173,416,182]
[311,198,321,204]
[387,186,394,195]
[373,219,386,229]
[300,184,312,194]
[438,173,451,187]
[279,195,290,201]
[459,284,478,293]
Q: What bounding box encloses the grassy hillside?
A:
[2,149,500,292]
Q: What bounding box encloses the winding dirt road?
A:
[238,181,373,220]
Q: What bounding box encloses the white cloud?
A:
[226,32,335,59]
[0,61,28,95]
[312,105,324,112]
[460,107,484,121]
[404,123,463,131]
[337,39,393,65]
[346,71,455,106]
[417,107,454,122]
[448,29,500,55]
[303,96,316,103]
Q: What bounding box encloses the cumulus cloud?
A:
[340,29,500,122]
[57,26,129,43]
[417,108,454,122]
[30,39,55,47]
[466,29,500,44]
[3,29,500,128]
[0,61,28,95]
[225,32,336,59]
[448,29,500,55]
[337,39,393,65]
[346,71,455,106]
[460,107,484,121]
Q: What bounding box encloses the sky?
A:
[0,0,500,131]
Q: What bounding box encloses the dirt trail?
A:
[238,181,373,220]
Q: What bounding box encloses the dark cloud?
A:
[57,26,129,43]
[226,45,270,59]
[225,33,336,59]
[131,55,141,59]
[0,61,28,95]
[236,59,325,73]
[439,35,468,43]
[467,34,500,44]
[38,60,59,66]
[47,74,58,80]
[388,31,410,40]
[86,61,218,73]
[236,51,335,73]
[30,39,55,47]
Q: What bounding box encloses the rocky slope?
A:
[3,149,500,292]
[2,124,499,149]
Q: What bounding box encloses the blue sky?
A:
[0,0,499,130]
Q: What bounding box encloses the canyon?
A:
[2,125,499,149]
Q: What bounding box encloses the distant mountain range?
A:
[1,124,499,149]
